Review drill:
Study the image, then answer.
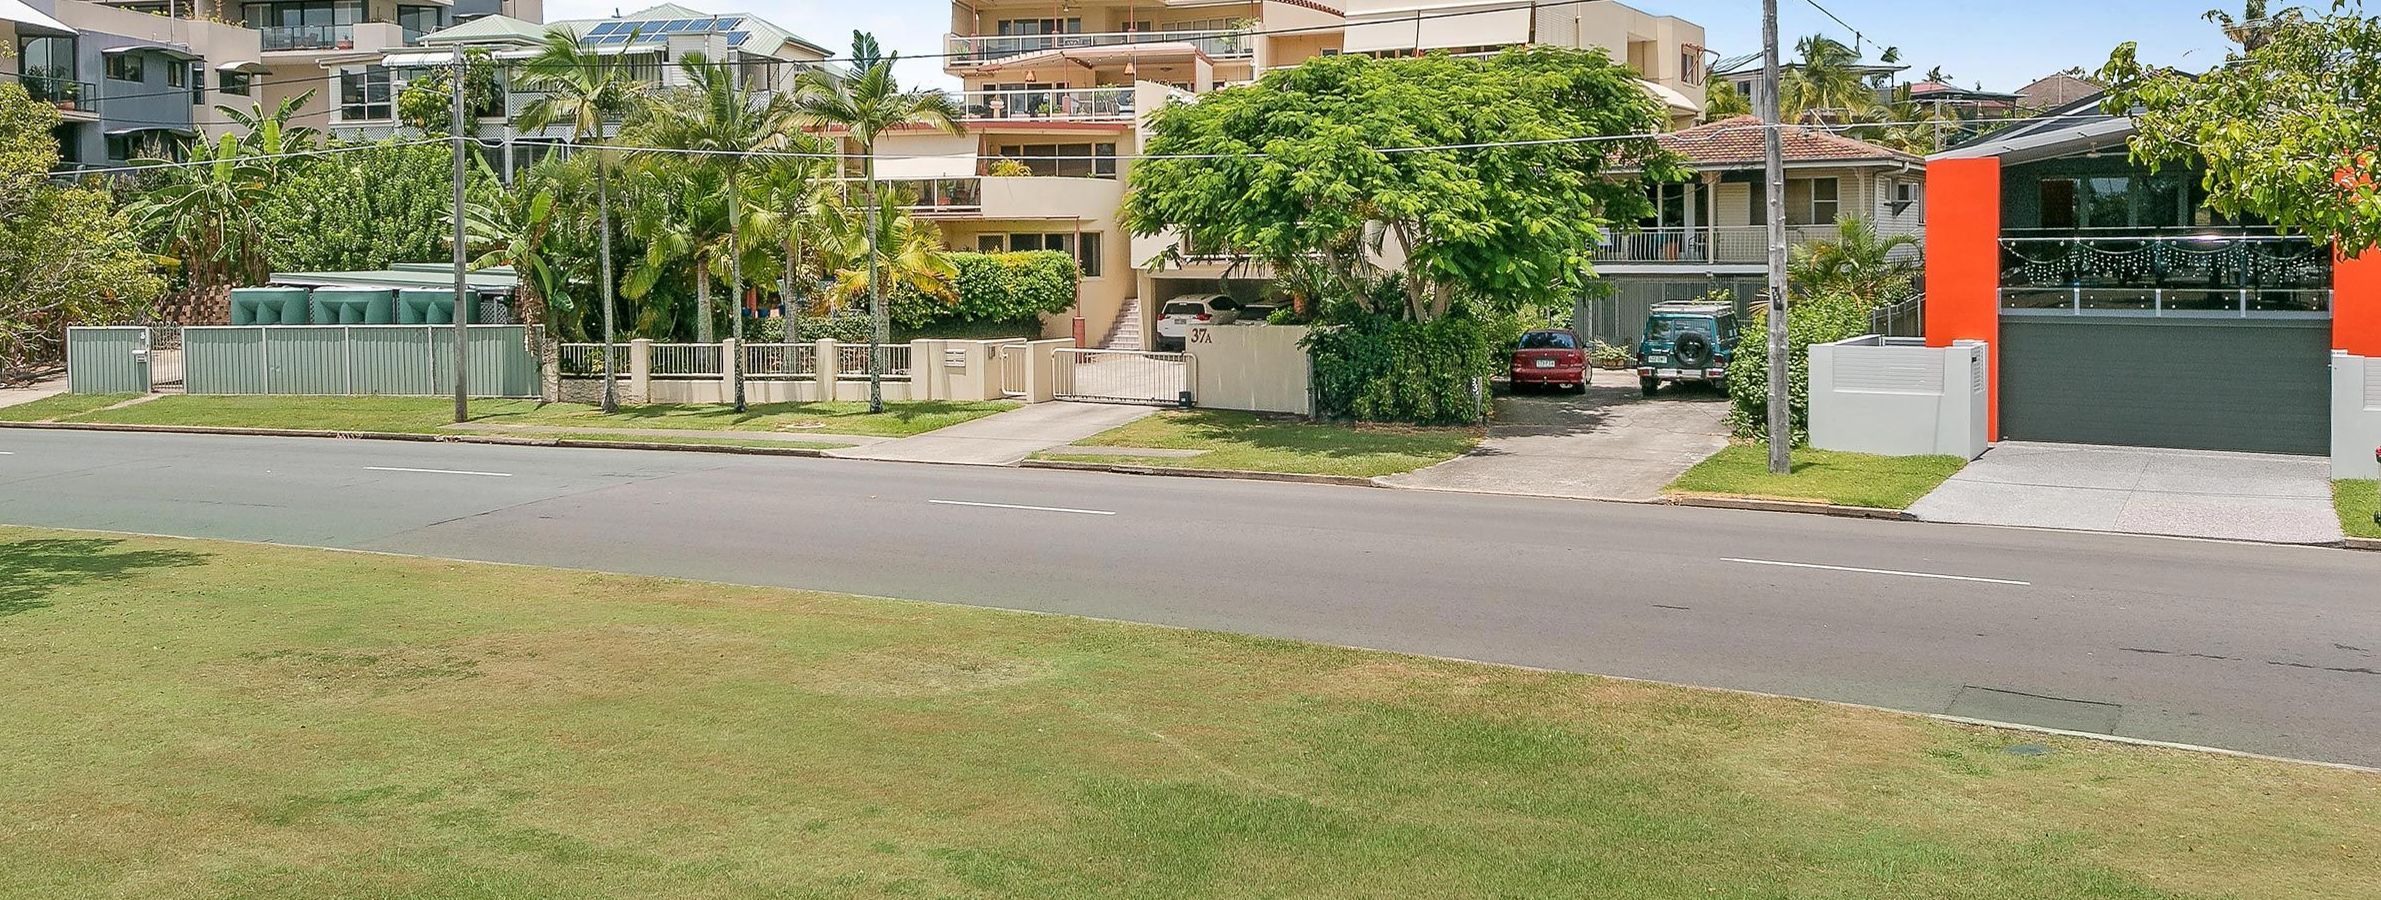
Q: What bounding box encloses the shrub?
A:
[1724,290,1872,444]
[883,251,1078,333]
[1308,314,1498,425]
[984,158,1034,177]
[749,313,874,343]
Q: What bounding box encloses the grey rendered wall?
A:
[1186,324,1311,415]
[82,40,196,164]
[1808,337,1989,459]
[2335,352,2381,479]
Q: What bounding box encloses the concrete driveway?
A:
[1909,442,2343,545]
[1381,374,1730,501]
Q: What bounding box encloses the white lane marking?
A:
[1724,557,2030,586]
[362,465,513,478]
[927,499,1116,516]
[0,450,13,454]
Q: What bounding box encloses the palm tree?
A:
[792,31,961,412]
[631,53,797,411]
[463,175,568,335]
[1781,35,1880,124]
[514,27,648,413]
[744,147,840,345]
[827,192,958,313]
[1786,215,1920,305]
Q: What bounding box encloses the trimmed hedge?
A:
[1308,314,1498,425]
[1723,290,1871,444]
[890,251,1078,332]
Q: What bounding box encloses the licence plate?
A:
[1646,353,1669,363]
[1532,359,1557,368]
[1658,368,1688,377]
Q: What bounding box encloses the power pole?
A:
[1760,0,1790,474]
[450,44,471,423]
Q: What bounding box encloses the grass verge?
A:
[1668,444,1968,510]
[523,431,844,451]
[0,526,2375,898]
[46,395,1014,438]
[1037,409,1481,478]
[2337,480,2380,540]
[0,392,138,422]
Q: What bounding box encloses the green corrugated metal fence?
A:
[65,327,151,394]
[181,325,538,397]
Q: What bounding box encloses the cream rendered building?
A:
[874,0,1708,347]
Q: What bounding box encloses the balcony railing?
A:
[260,24,357,51]
[17,74,94,112]
[1999,287,2331,317]
[891,177,983,215]
[1999,232,2331,291]
[1593,224,1921,265]
[956,87,1135,121]
[945,29,1251,63]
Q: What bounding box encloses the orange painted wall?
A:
[1923,157,2004,437]
[2336,248,2381,356]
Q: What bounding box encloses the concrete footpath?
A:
[0,376,66,410]
[1910,442,2343,545]
[827,402,1153,465]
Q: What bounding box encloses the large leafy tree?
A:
[257,139,499,274]
[0,83,162,377]
[631,53,795,410]
[515,27,648,412]
[396,50,502,136]
[792,31,962,412]
[2099,1,2381,251]
[1125,48,1680,322]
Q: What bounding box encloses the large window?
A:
[1785,176,1839,226]
[339,64,393,120]
[16,35,78,104]
[2037,174,2191,232]
[105,52,145,83]
[221,69,253,96]
[994,142,1117,178]
[995,17,1081,36]
[244,0,364,29]
[975,232,1102,277]
[396,4,444,37]
[1641,182,1707,228]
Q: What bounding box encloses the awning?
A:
[104,125,200,137]
[0,0,71,35]
[105,44,203,61]
[1638,79,1698,114]
[380,51,454,68]
[875,153,979,180]
[217,60,274,74]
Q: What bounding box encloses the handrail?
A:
[946,29,1252,62]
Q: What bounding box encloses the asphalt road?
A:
[3,429,2378,766]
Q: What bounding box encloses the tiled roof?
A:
[2016,73,2102,111]
[1655,115,1920,168]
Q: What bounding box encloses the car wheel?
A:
[1569,381,1588,394]
[1640,377,1659,397]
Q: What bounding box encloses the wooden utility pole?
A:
[450,44,471,423]
[1760,0,1790,474]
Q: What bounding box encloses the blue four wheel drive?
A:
[1635,302,1741,396]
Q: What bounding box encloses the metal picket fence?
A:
[742,343,815,379]
[649,343,722,378]
[559,343,626,376]
[836,343,912,381]
[1871,294,1925,338]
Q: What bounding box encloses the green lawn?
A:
[2,527,2376,898]
[1668,444,1969,510]
[2338,480,2381,540]
[0,392,138,422]
[1037,409,1481,478]
[44,395,1014,438]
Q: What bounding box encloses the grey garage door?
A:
[1999,318,2331,455]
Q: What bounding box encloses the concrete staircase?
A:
[1101,298,1145,350]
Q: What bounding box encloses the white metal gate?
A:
[1052,348,1191,405]
[996,342,1028,398]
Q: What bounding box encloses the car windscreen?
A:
[1161,301,1208,315]
[1646,317,1716,341]
[1517,332,1578,350]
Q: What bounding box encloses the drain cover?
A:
[1946,686,2123,734]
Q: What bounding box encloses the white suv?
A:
[1152,294,1240,350]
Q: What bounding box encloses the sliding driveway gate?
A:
[1052,348,1192,405]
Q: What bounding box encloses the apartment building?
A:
[327,3,832,178]
[5,0,537,168]
[881,0,1708,347]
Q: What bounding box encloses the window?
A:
[1784,176,1839,226]
[396,4,443,36]
[16,35,77,102]
[992,142,1117,178]
[1889,179,1920,217]
[189,64,204,104]
[1748,179,1766,226]
[1643,182,1705,228]
[105,52,145,83]
[995,17,1081,36]
[166,60,185,88]
[980,232,1102,276]
[2039,174,2191,232]
[1680,44,1707,86]
[1517,331,1579,350]
[221,69,253,96]
[339,64,393,120]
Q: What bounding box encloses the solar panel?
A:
[727,32,750,47]
[587,22,618,35]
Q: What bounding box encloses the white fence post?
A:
[814,338,838,401]
[629,338,653,405]
[718,338,739,397]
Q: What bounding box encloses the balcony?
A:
[956,87,1136,122]
[1997,231,2332,318]
[1593,224,1922,267]
[260,24,355,51]
[18,75,96,116]
[893,174,1122,221]
[945,30,1252,65]
[893,178,984,216]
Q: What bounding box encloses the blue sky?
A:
[545,0,2283,90]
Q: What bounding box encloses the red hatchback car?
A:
[1509,329,1589,393]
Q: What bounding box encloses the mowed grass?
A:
[2338,480,2381,539]
[1038,409,1482,477]
[45,395,1014,438]
[1668,444,1969,509]
[3,527,2376,899]
[0,392,139,422]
